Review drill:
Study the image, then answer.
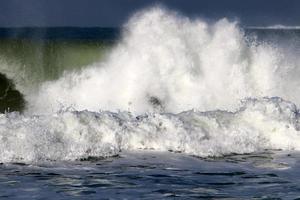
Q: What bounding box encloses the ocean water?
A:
[1,151,300,199]
[2,7,300,199]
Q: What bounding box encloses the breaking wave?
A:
[1,7,300,163]
[1,97,300,163]
[28,7,300,114]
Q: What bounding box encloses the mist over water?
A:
[1,7,300,163]
[26,7,300,115]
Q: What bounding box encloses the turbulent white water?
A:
[1,97,300,163]
[1,7,300,163]
[28,7,300,114]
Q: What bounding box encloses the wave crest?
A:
[28,7,298,114]
[0,97,300,163]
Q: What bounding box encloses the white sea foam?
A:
[27,7,300,115]
[0,97,300,163]
[1,7,300,163]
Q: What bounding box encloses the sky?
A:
[0,0,299,27]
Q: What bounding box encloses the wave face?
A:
[0,39,112,98]
[1,7,300,163]
[1,97,300,163]
[28,8,300,115]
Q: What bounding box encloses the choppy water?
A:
[1,6,300,199]
[1,151,300,199]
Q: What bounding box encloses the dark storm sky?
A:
[0,0,299,27]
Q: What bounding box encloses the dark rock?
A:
[0,73,26,113]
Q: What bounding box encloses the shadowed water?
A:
[1,151,300,199]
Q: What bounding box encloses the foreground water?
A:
[1,150,300,199]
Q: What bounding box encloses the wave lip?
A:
[0,97,300,163]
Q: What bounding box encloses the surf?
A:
[1,97,300,163]
[26,7,300,115]
[1,7,300,163]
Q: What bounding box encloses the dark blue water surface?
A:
[1,151,300,199]
[1,27,300,41]
[0,27,120,40]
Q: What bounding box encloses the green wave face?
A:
[0,39,113,112]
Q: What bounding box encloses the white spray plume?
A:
[29,7,298,114]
